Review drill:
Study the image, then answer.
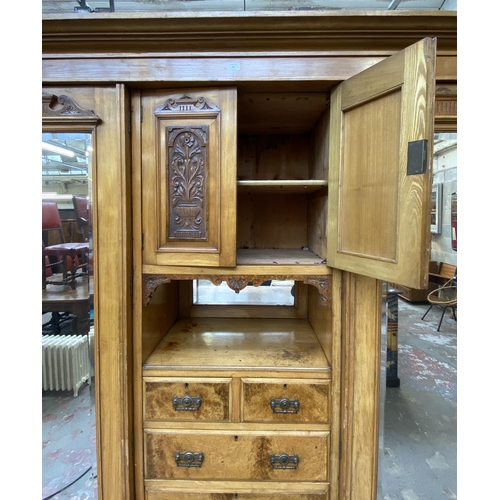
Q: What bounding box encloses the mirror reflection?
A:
[193,279,295,306]
[42,132,97,498]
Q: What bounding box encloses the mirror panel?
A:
[193,279,295,306]
[430,132,457,265]
[42,130,97,498]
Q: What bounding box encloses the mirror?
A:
[193,279,295,306]
[431,132,457,263]
[430,183,443,234]
[42,94,98,498]
[451,191,457,251]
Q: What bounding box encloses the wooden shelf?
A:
[143,318,330,372]
[237,180,327,194]
[237,248,326,266]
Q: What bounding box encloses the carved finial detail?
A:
[436,87,456,96]
[42,93,100,120]
[226,278,249,294]
[156,94,220,114]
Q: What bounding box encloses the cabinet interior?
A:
[142,279,333,368]
[139,88,338,499]
[236,91,331,264]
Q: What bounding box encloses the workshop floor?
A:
[41,297,457,500]
[379,297,457,500]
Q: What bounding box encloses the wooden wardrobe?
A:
[42,10,457,500]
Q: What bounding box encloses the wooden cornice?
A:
[42,10,457,55]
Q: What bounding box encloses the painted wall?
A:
[431,133,457,267]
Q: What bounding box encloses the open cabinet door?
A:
[327,38,436,289]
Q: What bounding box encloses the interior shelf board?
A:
[237,179,327,194]
[143,318,330,371]
[237,248,326,266]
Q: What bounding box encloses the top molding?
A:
[42,10,457,54]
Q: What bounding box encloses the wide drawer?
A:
[241,379,330,423]
[144,378,231,422]
[146,490,328,499]
[144,430,329,482]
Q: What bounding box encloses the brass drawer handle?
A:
[175,451,204,467]
[270,453,299,469]
[270,397,300,414]
[172,395,202,411]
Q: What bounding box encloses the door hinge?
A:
[407,139,428,175]
[339,439,342,460]
[142,233,144,250]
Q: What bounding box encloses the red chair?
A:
[72,195,90,242]
[42,201,89,289]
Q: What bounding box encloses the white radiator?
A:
[42,335,90,397]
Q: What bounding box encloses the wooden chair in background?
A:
[421,266,457,332]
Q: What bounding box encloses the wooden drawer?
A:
[144,378,231,422]
[145,430,329,482]
[146,490,328,499]
[241,379,330,423]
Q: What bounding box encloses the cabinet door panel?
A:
[141,88,237,267]
[328,38,436,289]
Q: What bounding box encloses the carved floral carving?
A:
[168,127,208,240]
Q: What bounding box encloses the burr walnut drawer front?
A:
[144,430,329,482]
[241,379,330,423]
[143,378,231,422]
[145,490,328,499]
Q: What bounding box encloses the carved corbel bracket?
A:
[42,93,101,124]
[143,275,172,306]
[143,274,331,306]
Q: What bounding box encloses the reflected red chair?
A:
[73,195,90,242]
[42,201,89,289]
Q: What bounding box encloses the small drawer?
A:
[146,489,328,499]
[241,379,330,423]
[146,492,233,500]
[145,429,329,482]
[143,377,231,422]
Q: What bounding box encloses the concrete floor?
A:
[41,295,457,499]
[379,297,457,500]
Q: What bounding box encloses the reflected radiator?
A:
[42,335,90,397]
